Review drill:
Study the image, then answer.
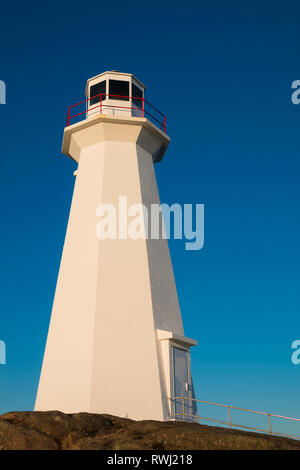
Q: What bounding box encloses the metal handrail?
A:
[66,93,167,133]
[169,396,300,440]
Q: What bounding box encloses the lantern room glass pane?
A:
[132,83,143,109]
[109,80,129,101]
[90,81,106,105]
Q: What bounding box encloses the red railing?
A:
[66,94,167,133]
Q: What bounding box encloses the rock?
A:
[0,411,299,450]
[0,419,57,450]
[0,410,113,443]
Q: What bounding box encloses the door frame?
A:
[156,329,197,420]
[171,343,192,420]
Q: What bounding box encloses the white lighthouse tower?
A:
[35,71,197,421]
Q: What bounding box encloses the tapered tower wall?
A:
[35,83,197,420]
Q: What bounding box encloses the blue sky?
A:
[0,0,299,432]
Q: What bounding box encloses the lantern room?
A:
[85,70,145,118]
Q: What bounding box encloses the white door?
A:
[173,347,192,420]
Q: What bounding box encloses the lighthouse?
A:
[35,71,197,421]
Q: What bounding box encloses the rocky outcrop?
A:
[0,411,299,450]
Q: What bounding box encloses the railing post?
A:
[100,94,102,114]
[182,397,185,422]
[228,406,232,428]
[67,107,70,127]
[142,98,144,118]
[164,116,166,133]
[268,414,272,434]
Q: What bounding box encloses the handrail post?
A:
[142,98,144,118]
[164,116,166,133]
[100,94,102,114]
[228,406,232,428]
[268,414,272,434]
[67,107,70,127]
